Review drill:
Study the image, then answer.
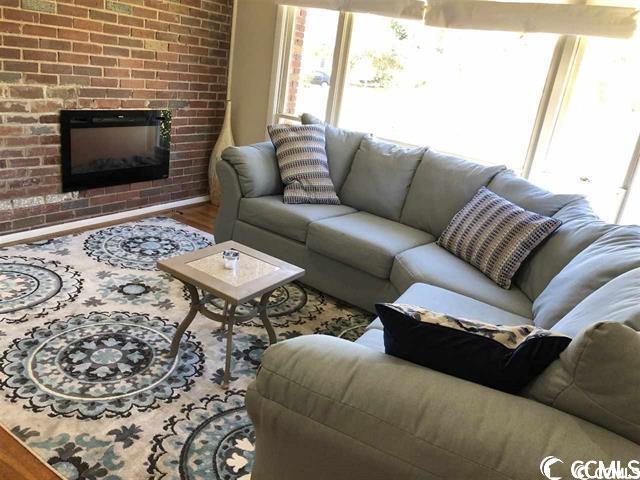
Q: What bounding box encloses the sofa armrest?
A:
[214,159,242,242]
[247,335,639,480]
[221,142,282,198]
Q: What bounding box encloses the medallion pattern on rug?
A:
[149,391,254,480]
[1,311,202,419]
[0,256,83,324]
[203,282,313,327]
[0,217,374,479]
[10,237,73,257]
[84,223,212,270]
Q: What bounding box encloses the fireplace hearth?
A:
[60,110,171,192]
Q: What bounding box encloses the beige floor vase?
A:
[209,101,235,206]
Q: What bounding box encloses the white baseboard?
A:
[0,195,210,246]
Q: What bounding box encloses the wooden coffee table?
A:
[157,241,305,387]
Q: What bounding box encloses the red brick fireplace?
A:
[0,0,231,236]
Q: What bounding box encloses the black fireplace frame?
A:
[60,109,171,192]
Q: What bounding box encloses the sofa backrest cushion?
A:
[551,267,640,338]
[488,170,582,217]
[222,142,282,198]
[340,136,425,221]
[301,113,366,194]
[515,199,614,301]
[400,149,505,236]
[533,226,640,329]
[525,322,640,445]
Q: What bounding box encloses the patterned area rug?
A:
[0,217,374,479]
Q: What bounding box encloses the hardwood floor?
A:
[167,202,218,235]
[0,201,218,480]
[0,426,62,480]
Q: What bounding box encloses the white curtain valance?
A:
[273,0,426,20]
[275,0,638,38]
[424,1,638,38]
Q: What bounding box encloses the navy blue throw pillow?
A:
[375,303,571,393]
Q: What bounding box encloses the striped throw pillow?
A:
[267,124,340,205]
[438,187,561,289]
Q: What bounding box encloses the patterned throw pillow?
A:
[438,186,561,289]
[376,303,571,393]
[267,124,340,205]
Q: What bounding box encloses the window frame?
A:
[617,130,640,224]
[268,5,640,224]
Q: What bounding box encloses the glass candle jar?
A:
[222,249,240,270]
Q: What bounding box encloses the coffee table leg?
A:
[169,283,200,358]
[259,290,278,345]
[219,300,228,332]
[222,303,237,388]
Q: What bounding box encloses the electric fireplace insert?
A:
[60,109,171,192]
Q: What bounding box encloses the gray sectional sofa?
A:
[215,121,640,479]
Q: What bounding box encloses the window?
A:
[271,6,640,225]
[622,170,640,225]
[277,8,339,121]
[528,37,640,222]
[340,14,556,172]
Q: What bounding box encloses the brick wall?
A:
[285,8,305,115]
[0,0,231,235]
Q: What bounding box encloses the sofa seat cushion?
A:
[238,195,356,243]
[355,328,385,352]
[307,212,434,279]
[391,243,532,318]
[367,283,532,334]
